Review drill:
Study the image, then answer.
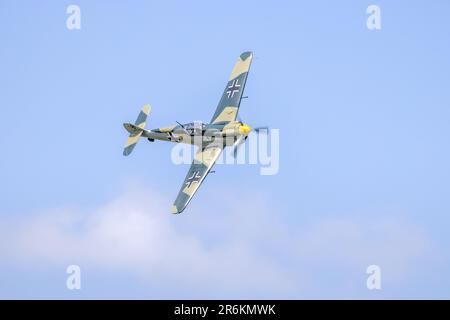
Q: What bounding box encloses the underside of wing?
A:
[171,144,223,214]
[210,51,253,124]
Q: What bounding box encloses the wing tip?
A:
[240,51,253,61]
[171,205,181,214]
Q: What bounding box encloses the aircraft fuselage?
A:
[141,121,251,146]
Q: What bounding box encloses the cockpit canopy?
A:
[183,121,205,135]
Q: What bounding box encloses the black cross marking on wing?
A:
[226,79,241,99]
[185,171,202,188]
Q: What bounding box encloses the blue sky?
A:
[1,0,450,299]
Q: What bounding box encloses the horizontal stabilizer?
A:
[123,104,151,156]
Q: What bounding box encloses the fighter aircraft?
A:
[123,51,266,214]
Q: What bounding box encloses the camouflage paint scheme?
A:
[123,52,253,213]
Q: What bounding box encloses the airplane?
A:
[122,51,266,214]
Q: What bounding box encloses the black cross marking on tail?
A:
[185,171,202,188]
[226,79,241,98]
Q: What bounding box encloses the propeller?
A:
[233,120,270,157]
[253,126,269,133]
[238,116,268,133]
[233,135,247,158]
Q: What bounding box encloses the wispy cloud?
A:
[0,184,437,298]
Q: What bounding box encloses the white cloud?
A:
[1,186,295,297]
[296,216,429,273]
[0,184,436,298]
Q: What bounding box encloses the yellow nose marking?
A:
[239,124,252,135]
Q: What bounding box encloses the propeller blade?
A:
[233,144,243,158]
[233,135,246,158]
[253,126,269,133]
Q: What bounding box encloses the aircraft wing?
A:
[210,51,253,124]
[171,143,223,214]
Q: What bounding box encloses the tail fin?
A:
[123,104,151,156]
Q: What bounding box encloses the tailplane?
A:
[123,104,151,156]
